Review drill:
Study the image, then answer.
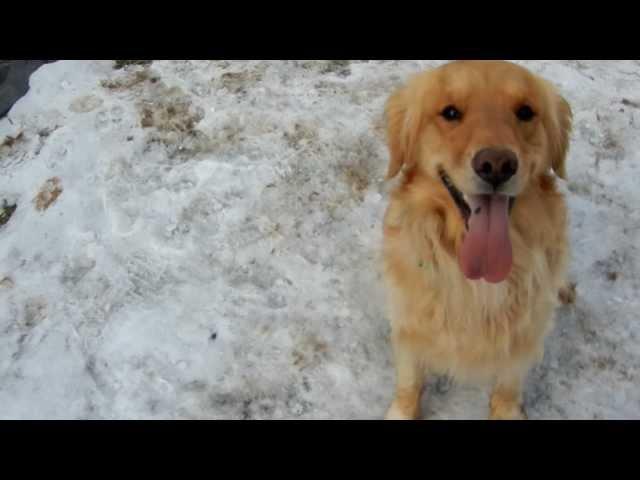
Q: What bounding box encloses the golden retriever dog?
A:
[381,60,573,420]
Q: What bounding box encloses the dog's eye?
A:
[441,105,462,121]
[516,105,535,122]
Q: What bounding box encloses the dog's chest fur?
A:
[382,178,568,380]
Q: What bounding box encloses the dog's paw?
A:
[558,282,577,305]
[489,400,528,420]
[384,401,420,420]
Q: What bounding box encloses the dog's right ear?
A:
[385,86,420,179]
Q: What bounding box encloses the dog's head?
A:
[385,60,572,283]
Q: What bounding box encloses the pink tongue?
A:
[458,195,512,283]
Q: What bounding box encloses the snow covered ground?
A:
[0,60,638,419]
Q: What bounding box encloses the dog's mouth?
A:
[438,168,515,284]
[439,169,472,228]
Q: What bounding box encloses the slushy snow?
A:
[0,60,638,419]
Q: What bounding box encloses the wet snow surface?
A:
[0,60,638,419]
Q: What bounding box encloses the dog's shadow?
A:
[419,375,489,420]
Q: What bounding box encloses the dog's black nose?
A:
[472,148,518,189]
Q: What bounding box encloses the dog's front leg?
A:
[385,332,425,420]
[489,368,528,420]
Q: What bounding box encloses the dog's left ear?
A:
[548,92,573,180]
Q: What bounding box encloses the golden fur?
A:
[381,61,573,420]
